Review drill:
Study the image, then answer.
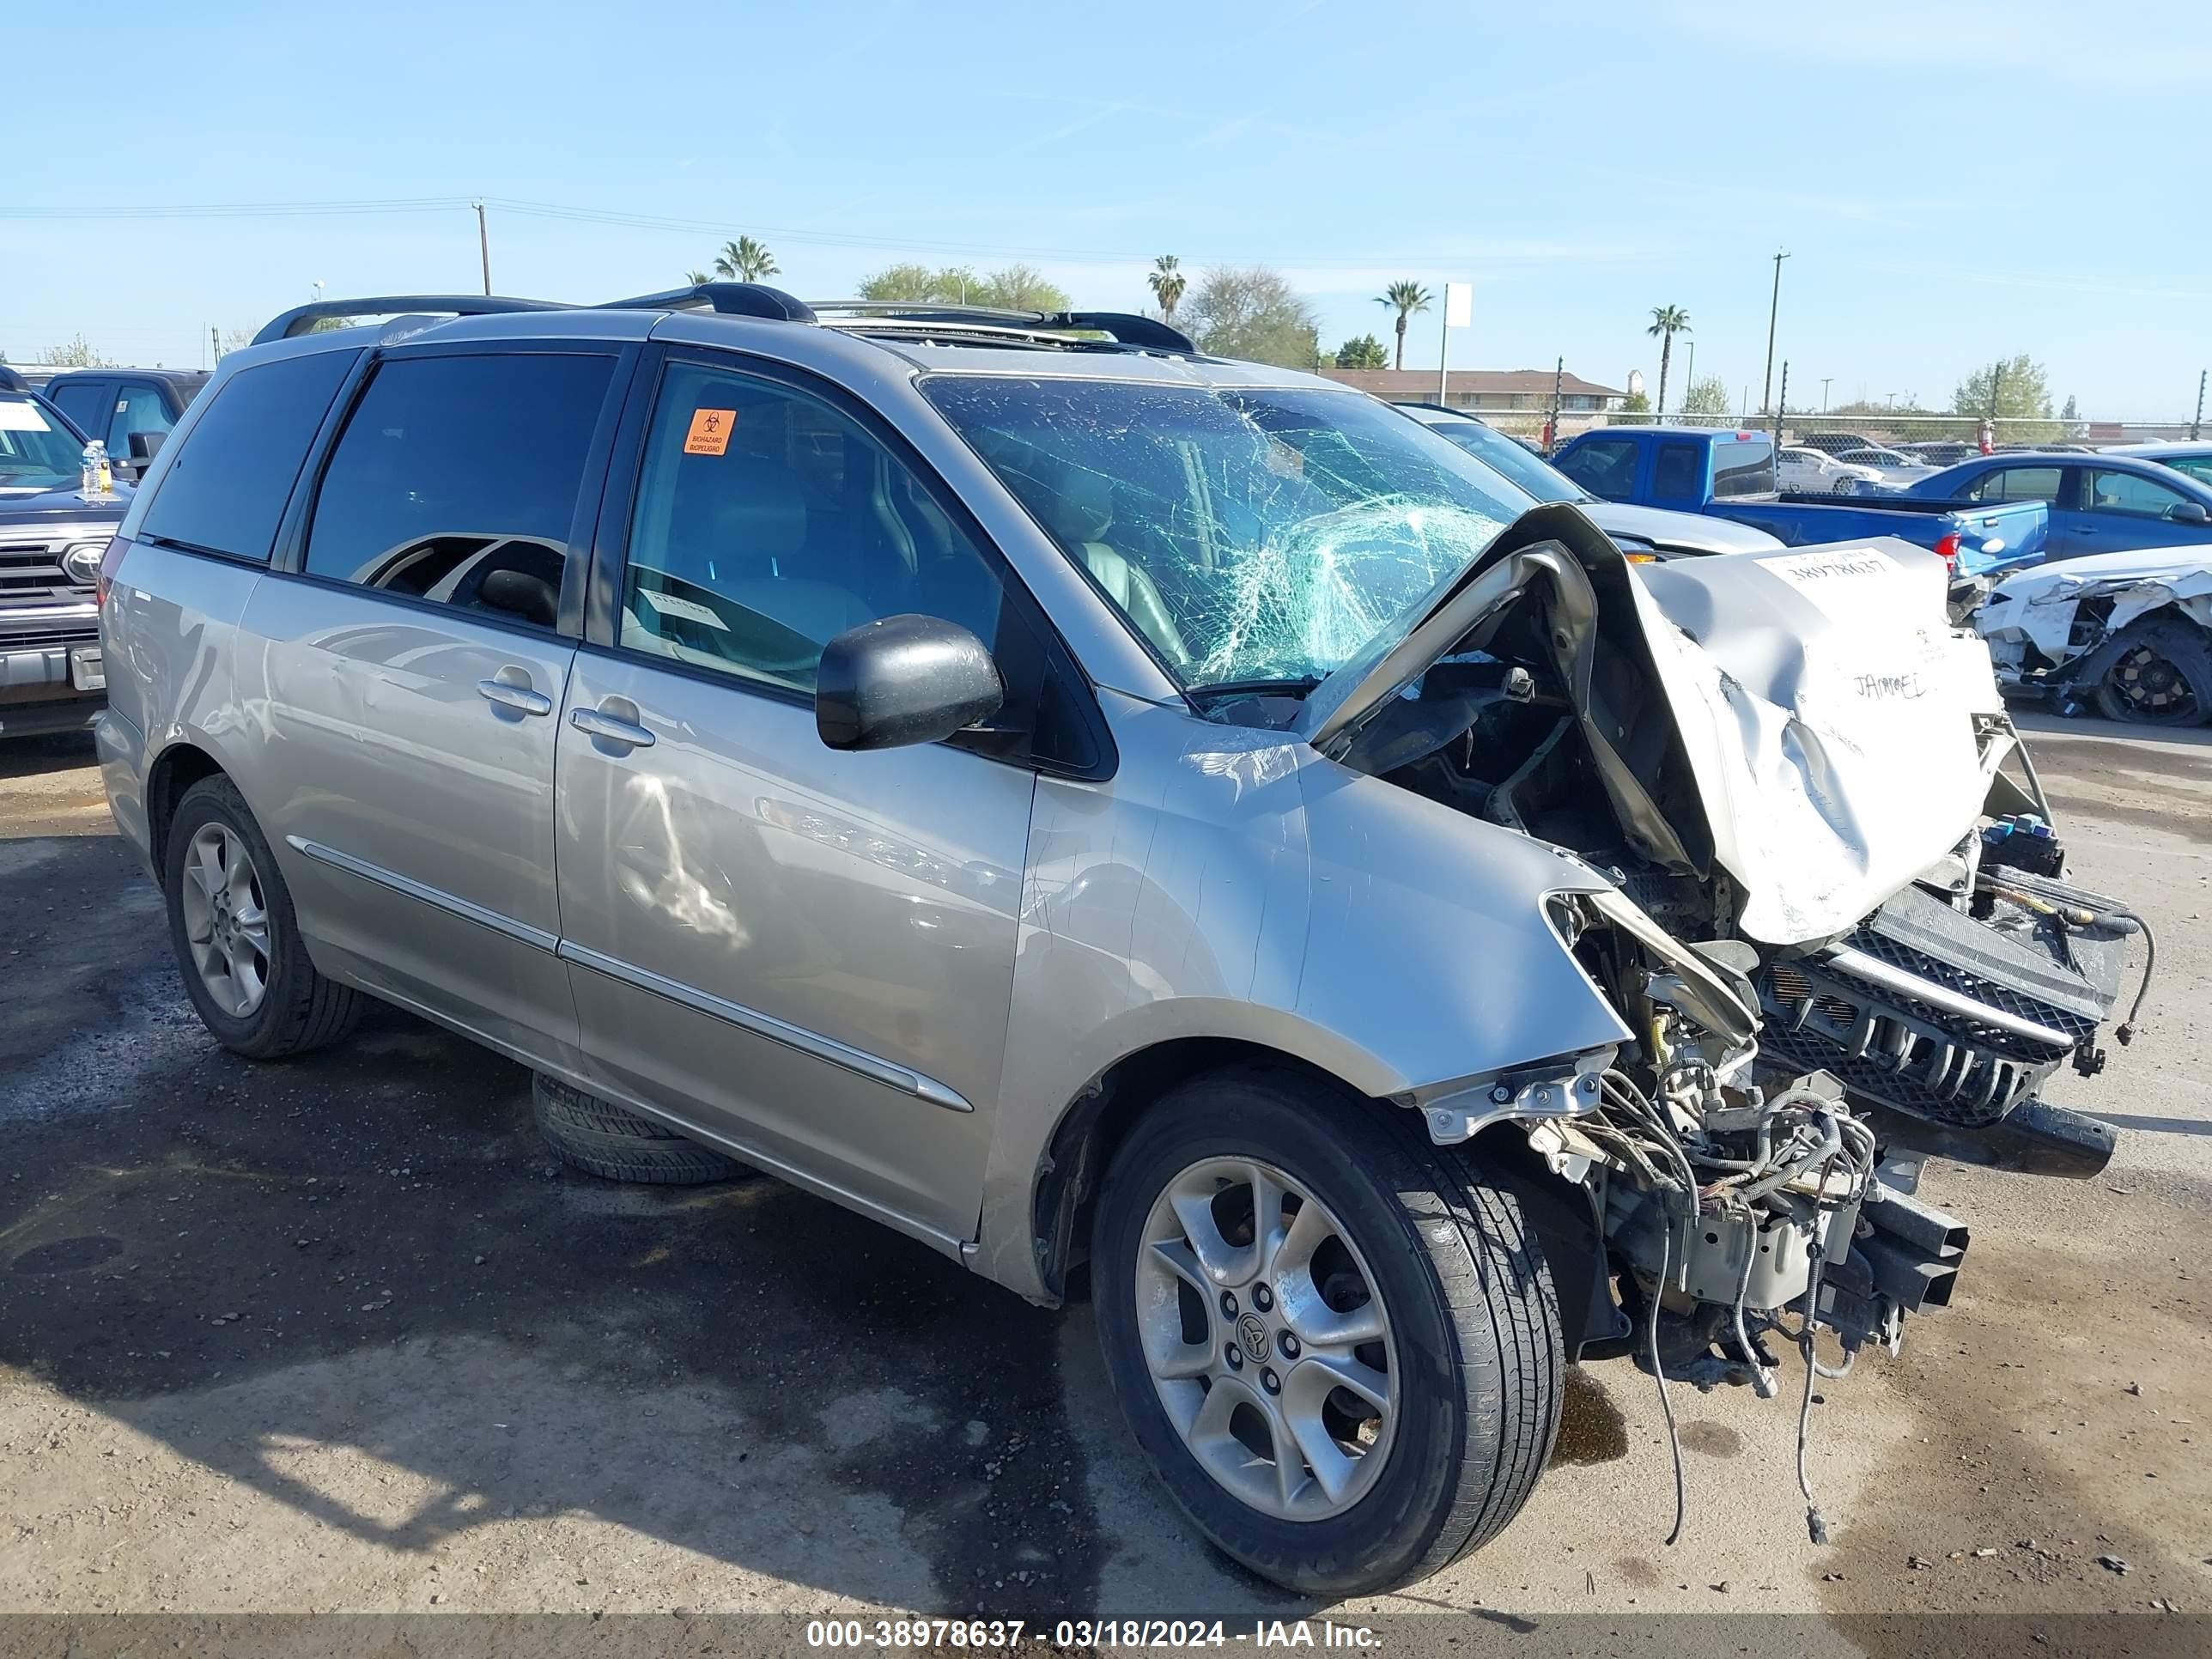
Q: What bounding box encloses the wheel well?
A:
[1029,1037,1364,1304]
[146,743,223,870]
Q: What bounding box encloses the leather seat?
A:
[1031,471,1190,667]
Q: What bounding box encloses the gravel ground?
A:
[1,714,2207,1633]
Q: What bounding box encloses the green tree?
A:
[38,334,110,368]
[714,237,779,282]
[1329,333,1389,369]
[1645,304,1691,418]
[684,269,712,286]
[1619,389,1650,414]
[976,264,1071,312]
[1182,267,1321,369]
[1148,255,1186,322]
[1375,280,1431,371]
[1953,354,2057,443]
[1679,375,1731,424]
[858,263,940,301]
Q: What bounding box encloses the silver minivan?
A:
[94,287,2141,1595]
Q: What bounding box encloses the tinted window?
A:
[303,352,614,627]
[2087,468,2191,518]
[1711,434,1775,497]
[140,351,358,562]
[1416,416,1581,502]
[621,361,1006,694]
[1973,466,2063,504]
[1652,441,1701,501]
[1555,438,1640,500]
[49,380,107,433]
[107,382,173,453]
[2155,453,2212,488]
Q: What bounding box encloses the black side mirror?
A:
[2168,501,2209,526]
[817,614,1003,751]
[127,430,166,462]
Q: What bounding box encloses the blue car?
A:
[1904,451,2212,560]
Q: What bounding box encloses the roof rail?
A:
[599,282,817,323]
[252,295,565,347]
[0,365,28,393]
[808,301,1195,354]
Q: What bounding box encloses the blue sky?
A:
[8,0,2208,416]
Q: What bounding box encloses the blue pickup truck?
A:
[1549,426,2047,575]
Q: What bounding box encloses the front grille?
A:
[1842,923,2099,1044]
[1760,956,2069,1127]
[0,541,87,602]
[0,625,98,650]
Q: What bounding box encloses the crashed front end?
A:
[1298,505,2147,1518]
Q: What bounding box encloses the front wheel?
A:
[1091,1070,1562,1596]
[2093,616,2212,726]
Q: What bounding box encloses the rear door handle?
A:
[570,705,655,748]
[477,678,553,716]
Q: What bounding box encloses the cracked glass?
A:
[922,378,1535,691]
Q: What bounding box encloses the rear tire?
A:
[532,1073,746,1186]
[1091,1067,1562,1596]
[163,775,362,1060]
[2093,615,2212,726]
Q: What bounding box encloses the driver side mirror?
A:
[2168,501,2209,526]
[817,614,1004,751]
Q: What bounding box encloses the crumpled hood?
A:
[1632,540,2011,945]
[1976,547,2212,666]
[1299,508,2013,948]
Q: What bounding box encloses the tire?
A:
[1091,1067,1562,1596]
[162,775,362,1060]
[2093,615,2212,726]
[532,1073,747,1186]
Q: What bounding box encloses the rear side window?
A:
[1651,441,1701,501]
[303,352,616,629]
[48,380,107,434]
[1711,435,1775,497]
[139,351,358,562]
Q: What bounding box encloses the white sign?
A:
[0,402,50,431]
[1443,282,1473,330]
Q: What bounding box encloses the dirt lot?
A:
[2,713,2208,1636]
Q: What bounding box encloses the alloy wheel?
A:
[178,822,270,1018]
[1133,1157,1397,1522]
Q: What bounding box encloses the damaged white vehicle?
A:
[1976,546,2212,726]
[101,301,2151,1601]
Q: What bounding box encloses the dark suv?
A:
[0,389,124,737]
[41,368,210,477]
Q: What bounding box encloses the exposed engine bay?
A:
[1221,503,2153,1540]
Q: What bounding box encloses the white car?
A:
[1777,446,1884,494]
[1830,445,1938,487]
[1976,546,2212,725]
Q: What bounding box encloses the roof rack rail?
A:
[0,365,29,393]
[806,301,1195,354]
[252,295,565,347]
[599,282,817,323]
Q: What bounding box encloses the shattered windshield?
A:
[922,378,1535,690]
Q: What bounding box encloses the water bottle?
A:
[81,441,96,498]
[90,440,112,497]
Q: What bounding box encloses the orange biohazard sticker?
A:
[684,407,737,456]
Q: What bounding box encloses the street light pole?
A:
[1820,377,1832,413]
[475,202,492,296]
[2193,369,2205,442]
[1680,339,1695,422]
[1760,250,1790,414]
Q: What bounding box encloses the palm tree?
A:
[1647,304,1692,418]
[683,269,712,286]
[1376,281,1431,371]
[714,236,780,283]
[1148,255,1186,322]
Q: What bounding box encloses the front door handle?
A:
[477,677,553,716]
[570,705,656,748]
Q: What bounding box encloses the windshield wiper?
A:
[1183,675,1323,708]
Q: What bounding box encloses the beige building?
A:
[1317,366,1628,437]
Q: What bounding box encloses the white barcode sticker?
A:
[636,587,729,631]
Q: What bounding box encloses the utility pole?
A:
[475,202,492,296]
[1775,361,1789,450]
[1989,359,2003,422]
[1680,339,1695,422]
[1760,250,1790,414]
[210,325,221,366]
[1820,377,1833,413]
[1547,356,1564,450]
[2194,369,2207,442]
